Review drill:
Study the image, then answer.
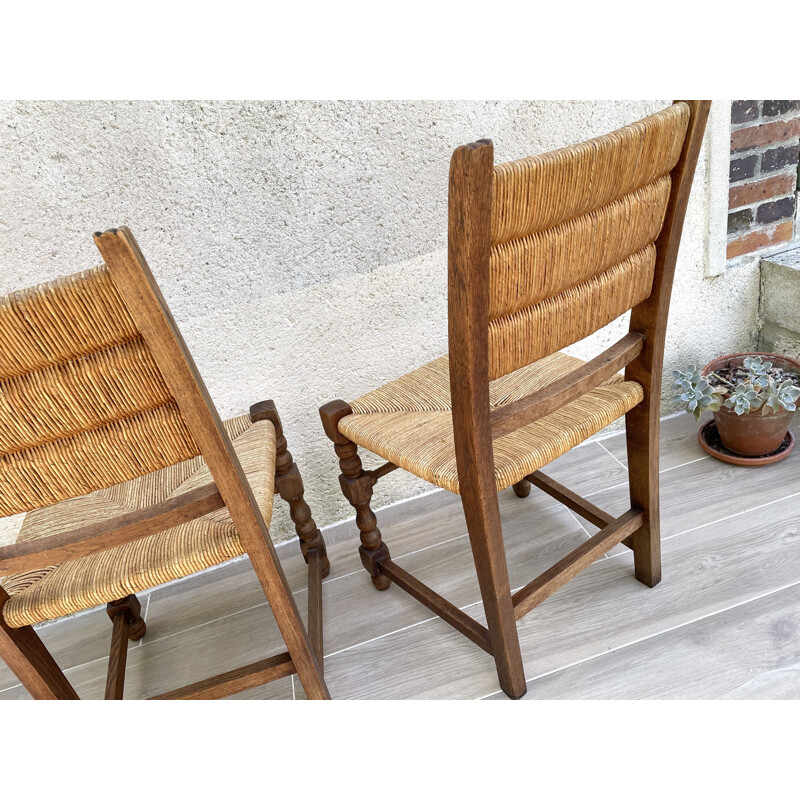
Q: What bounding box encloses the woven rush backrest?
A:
[0,266,199,516]
[487,103,690,380]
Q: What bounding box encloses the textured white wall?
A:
[0,101,759,543]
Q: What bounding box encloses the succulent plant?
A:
[673,357,800,420]
[672,366,725,420]
[763,378,800,414]
[723,382,763,416]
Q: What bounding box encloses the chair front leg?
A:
[0,586,78,699]
[250,401,329,577]
[105,594,146,700]
[320,400,391,591]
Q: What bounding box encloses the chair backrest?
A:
[0,229,259,529]
[488,103,689,380]
[0,264,201,516]
[447,101,710,496]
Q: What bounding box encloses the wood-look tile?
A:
[12,600,298,700]
[497,581,800,700]
[0,671,295,701]
[0,606,116,693]
[572,438,800,545]
[599,412,707,471]
[320,502,589,659]
[323,491,800,699]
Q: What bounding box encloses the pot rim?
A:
[702,350,800,377]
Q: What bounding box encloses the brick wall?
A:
[727,100,800,260]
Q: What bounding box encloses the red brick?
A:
[729,173,797,209]
[727,221,793,259]
[730,117,800,151]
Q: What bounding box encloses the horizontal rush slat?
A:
[150,652,295,700]
[490,332,645,439]
[379,560,493,654]
[0,482,224,576]
[512,508,644,620]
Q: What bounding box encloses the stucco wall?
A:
[0,100,760,544]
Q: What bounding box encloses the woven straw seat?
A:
[0,414,275,628]
[339,352,643,494]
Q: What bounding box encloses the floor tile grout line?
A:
[475,573,800,700]
[9,470,799,699]
[22,444,710,632]
[597,441,628,472]
[3,427,745,690]
[605,487,800,562]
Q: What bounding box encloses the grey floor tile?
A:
[323,492,800,699]
[599,412,707,471]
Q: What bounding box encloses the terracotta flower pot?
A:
[702,351,800,457]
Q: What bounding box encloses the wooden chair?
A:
[320,101,710,699]
[0,227,329,700]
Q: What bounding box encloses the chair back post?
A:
[93,228,328,700]
[626,100,712,399]
[447,140,527,698]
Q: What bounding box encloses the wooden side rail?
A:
[527,471,613,528]
[365,461,399,484]
[150,652,296,700]
[527,471,635,550]
[490,332,645,439]
[0,483,224,575]
[512,509,643,620]
[379,560,493,654]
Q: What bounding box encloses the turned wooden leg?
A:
[320,400,391,591]
[0,587,78,700]
[251,401,330,578]
[512,478,531,498]
[251,401,329,671]
[105,594,145,700]
[625,399,661,588]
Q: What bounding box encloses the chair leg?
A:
[512,478,531,497]
[271,420,328,668]
[273,433,330,580]
[249,402,330,700]
[320,401,390,591]
[625,400,661,588]
[105,594,145,700]
[459,489,528,700]
[0,587,78,699]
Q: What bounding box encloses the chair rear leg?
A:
[459,491,528,700]
[0,587,78,699]
[512,478,531,497]
[105,594,146,700]
[320,401,391,591]
[625,400,661,587]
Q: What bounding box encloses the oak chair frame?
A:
[0,227,329,700]
[321,101,710,699]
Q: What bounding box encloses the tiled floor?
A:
[2,411,800,700]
